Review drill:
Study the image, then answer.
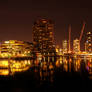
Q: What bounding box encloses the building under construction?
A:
[68,22,85,53]
[32,19,56,56]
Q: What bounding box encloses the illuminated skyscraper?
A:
[85,32,92,53]
[73,38,80,54]
[33,19,55,55]
[62,40,68,54]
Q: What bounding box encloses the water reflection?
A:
[33,57,55,83]
[55,56,92,79]
[0,69,9,76]
[0,59,33,76]
[0,56,92,80]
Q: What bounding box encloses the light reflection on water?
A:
[0,56,92,80]
[0,59,33,76]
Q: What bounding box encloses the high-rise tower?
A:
[73,38,80,54]
[33,19,55,56]
[85,32,92,53]
[62,40,68,54]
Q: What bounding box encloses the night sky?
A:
[0,0,92,49]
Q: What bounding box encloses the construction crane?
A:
[79,22,86,51]
[79,22,86,42]
[68,24,71,53]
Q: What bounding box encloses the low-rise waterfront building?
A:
[0,40,33,58]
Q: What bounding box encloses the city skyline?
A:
[0,26,91,55]
[0,1,92,91]
[0,17,92,52]
[0,0,92,49]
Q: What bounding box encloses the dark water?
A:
[0,56,92,92]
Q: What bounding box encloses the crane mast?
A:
[68,22,85,53]
[79,22,86,42]
[68,25,71,53]
[79,22,86,51]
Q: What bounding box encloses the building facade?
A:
[62,40,68,54]
[73,38,80,54]
[33,19,56,56]
[85,32,92,53]
[0,40,33,57]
